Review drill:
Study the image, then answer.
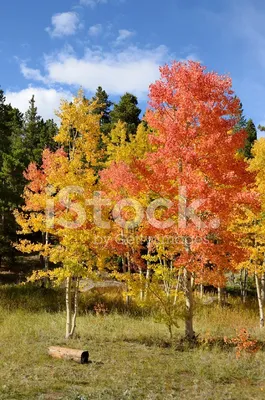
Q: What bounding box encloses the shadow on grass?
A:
[0,284,65,312]
[123,334,265,353]
[0,283,154,317]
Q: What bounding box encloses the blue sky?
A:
[1,0,265,135]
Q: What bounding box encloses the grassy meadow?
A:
[0,286,265,399]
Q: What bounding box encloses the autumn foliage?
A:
[101,61,255,338]
[15,62,260,339]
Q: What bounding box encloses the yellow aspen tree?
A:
[231,138,265,327]
[15,91,103,338]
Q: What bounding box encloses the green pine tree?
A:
[110,92,141,136]
[235,101,247,132]
[24,95,57,165]
[234,101,256,159]
[244,119,257,159]
[0,94,25,266]
[0,92,58,266]
[92,86,112,134]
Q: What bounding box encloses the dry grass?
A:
[0,287,265,399]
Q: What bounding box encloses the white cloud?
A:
[115,29,135,44]
[80,0,107,8]
[18,45,202,101]
[35,45,169,98]
[88,24,103,36]
[20,63,47,83]
[46,12,81,38]
[5,87,72,121]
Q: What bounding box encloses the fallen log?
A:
[48,346,89,364]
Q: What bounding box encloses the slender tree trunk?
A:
[144,237,151,301]
[44,231,49,271]
[240,268,248,304]
[200,283,203,299]
[255,273,264,328]
[139,268,143,301]
[173,269,182,305]
[261,272,265,306]
[125,253,131,306]
[121,251,129,304]
[218,286,224,307]
[121,255,126,273]
[183,267,195,340]
[163,258,170,297]
[65,276,72,339]
[179,163,195,340]
[191,272,196,290]
[144,267,151,301]
[243,269,248,304]
[69,278,79,338]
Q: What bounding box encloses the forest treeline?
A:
[1,61,265,340]
[0,87,142,265]
[0,85,258,267]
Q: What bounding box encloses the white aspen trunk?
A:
[218,286,224,306]
[44,231,49,270]
[240,269,243,298]
[139,268,144,301]
[183,235,195,340]
[144,267,151,301]
[255,273,264,328]
[240,268,248,304]
[144,237,151,301]
[200,283,203,299]
[173,269,182,305]
[162,258,170,297]
[191,272,195,290]
[183,267,195,340]
[179,161,195,340]
[65,277,72,339]
[261,272,265,306]
[69,278,79,338]
[125,253,131,306]
[243,269,248,304]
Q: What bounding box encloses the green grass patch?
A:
[0,289,265,399]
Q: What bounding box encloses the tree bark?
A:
[261,272,265,306]
[218,286,225,307]
[44,231,49,271]
[255,273,264,328]
[240,268,248,304]
[139,268,144,301]
[173,269,182,305]
[65,276,72,339]
[200,283,203,299]
[48,346,89,364]
[144,267,151,301]
[125,253,131,306]
[183,267,195,340]
[144,237,152,301]
[121,255,126,273]
[69,278,79,338]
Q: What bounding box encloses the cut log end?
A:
[48,346,89,364]
[81,350,89,364]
